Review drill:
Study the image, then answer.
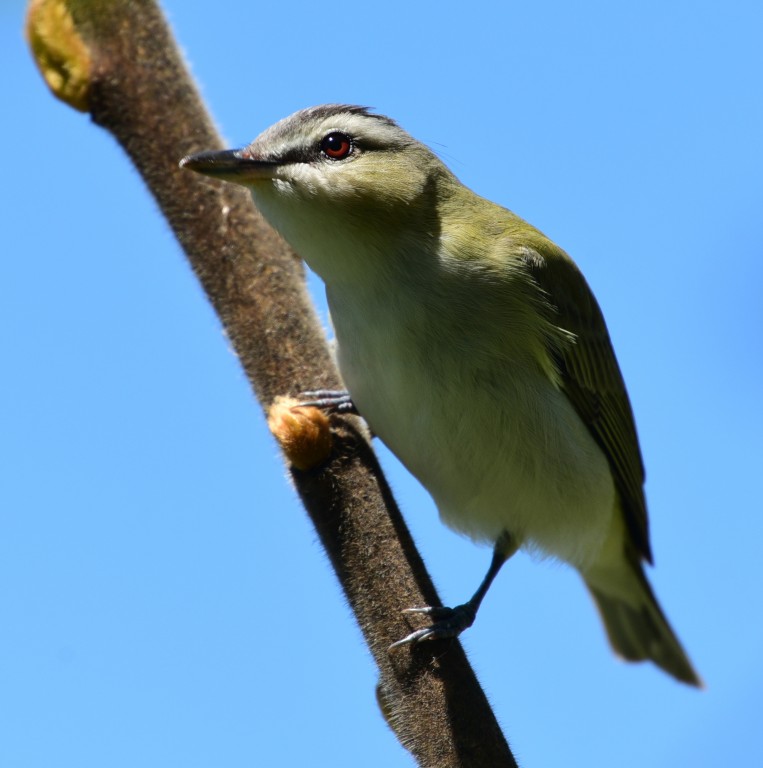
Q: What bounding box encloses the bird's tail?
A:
[584,554,702,687]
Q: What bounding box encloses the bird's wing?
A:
[523,241,652,563]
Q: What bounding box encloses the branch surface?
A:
[26,1,518,765]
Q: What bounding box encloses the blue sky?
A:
[3,1,762,765]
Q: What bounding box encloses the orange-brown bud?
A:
[267,397,332,471]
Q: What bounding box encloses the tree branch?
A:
[26,1,517,765]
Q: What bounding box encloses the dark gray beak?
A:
[179,148,279,182]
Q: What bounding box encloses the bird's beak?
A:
[179,148,280,182]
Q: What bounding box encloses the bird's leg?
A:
[390,531,518,649]
[297,388,358,415]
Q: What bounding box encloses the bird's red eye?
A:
[321,132,353,160]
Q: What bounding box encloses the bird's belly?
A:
[336,328,616,570]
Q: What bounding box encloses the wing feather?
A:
[522,242,652,563]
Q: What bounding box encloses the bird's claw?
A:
[389,603,477,650]
[297,389,357,415]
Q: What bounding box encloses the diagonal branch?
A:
[26,1,518,765]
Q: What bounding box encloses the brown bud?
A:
[267,397,332,471]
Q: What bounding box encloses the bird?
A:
[180,104,700,686]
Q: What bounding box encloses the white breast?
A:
[327,278,616,571]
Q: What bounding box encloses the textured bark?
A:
[26,1,518,765]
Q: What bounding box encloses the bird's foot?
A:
[297,389,357,415]
[389,603,477,649]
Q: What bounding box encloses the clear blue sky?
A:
[3,1,762,765]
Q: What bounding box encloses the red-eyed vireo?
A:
[180,105,700,686]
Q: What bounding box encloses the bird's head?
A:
[181,104,444,204]
[180,105,453,280]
